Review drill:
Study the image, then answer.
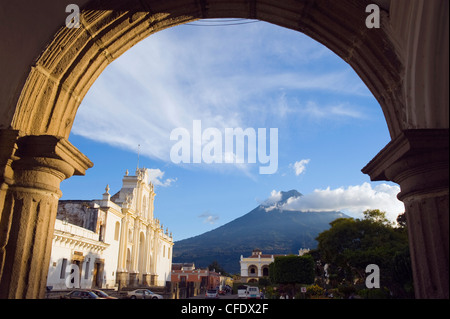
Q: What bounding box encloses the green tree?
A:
[363,209,392,226]
[315,210,412,297]
[258,277,271,287]
[269,255,315,284]
[269,255,315,297]
[208,260,229,276]
[396,212,407,229]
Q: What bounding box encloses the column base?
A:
[142,273,152,286]
[116,271,129,290]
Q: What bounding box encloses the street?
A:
[187,293,240,300]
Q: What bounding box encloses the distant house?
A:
[46,168,174,290]
[240,248,310,283]
[170,263,232,298]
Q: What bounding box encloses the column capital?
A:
[1,131,93,192]
[9,135,93,198]
[15,135,92,177]
[362,129,448,200]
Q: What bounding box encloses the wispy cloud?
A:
[73,21,372,172]
[198,211,220,225]
[300,101,365,120]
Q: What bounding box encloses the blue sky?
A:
[61,20,404,241]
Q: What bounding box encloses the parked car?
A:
[90,289,117,299]
[246,286,261,299]
[237,285,249,299]
[61,290,102,299]
[127,289,163,299]
[218,289,226,295]
[218,285,231,295]
[205,289,219,299]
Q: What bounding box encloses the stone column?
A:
[116,212,129,290]
[0,129,19,287]
[0,133,92,299]
[151,228,159,285]
[257,254,262,277]
[127,218,140,286]
[363,129,449,299]
[143,226,153,286]
[116,213,128,272]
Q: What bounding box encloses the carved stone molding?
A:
[363,129,448,197]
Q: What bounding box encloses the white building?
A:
[46,168,174,290]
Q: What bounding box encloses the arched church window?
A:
[248,265,257,276]
[128,229,133,243]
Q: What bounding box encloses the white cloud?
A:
[147,168,177,187]
[263,190,283,206]
[198,212,220,225]
[280,183,404,222]
[292,159,311,176]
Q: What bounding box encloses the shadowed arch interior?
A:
[0,0,447,299]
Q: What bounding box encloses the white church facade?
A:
[46,168,174,290]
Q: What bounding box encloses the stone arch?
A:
[11,0,406,139]
[248,264,258,276]
[261,265,269,277]
[0,0,448,299]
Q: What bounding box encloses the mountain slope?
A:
[172,190,348,274]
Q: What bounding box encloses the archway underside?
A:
[1,0,448,299]
[12,0,403,140]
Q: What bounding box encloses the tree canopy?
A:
[269,255,315,285]
[315,210,413,297]
[208,260,230,276]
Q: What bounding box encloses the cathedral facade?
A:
[46,168,174,290]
